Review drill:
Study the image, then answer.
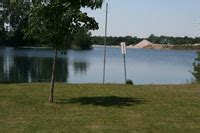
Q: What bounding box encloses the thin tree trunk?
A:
[49,48,57,103]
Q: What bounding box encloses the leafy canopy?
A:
[25,0,103,48]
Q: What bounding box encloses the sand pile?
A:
[132,40,153,48]
[130,40,174,49]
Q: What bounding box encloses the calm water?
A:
[0,47,197,84]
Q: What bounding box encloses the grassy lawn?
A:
[0,83,200,132]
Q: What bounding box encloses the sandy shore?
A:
[92,45,136,49]
[92,40,175,50]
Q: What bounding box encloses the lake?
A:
[0,47,198,84]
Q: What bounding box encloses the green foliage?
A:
[24,0,103,49]
[6,1,30,31]
[0,0,104,47]
[148,34,200,45]
[92,36,142,46]
[71,28,92,50]
[1,0,32,46]
[126,79,134,85]
[148,34,160,44]
[0,27,6,43]
[23,0,103,103]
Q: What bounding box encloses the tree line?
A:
[91,34,200,46]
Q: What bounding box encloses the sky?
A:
[84,0,200,38]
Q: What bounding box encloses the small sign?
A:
[121,42,127,54]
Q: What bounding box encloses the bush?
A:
[126,80,134,85]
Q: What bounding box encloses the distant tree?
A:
[125,36,133,45]
[0,0,8,43]
[148,34,160,43]
[195,37,200,44]
[2,1,31,46]
[0,28,6,43]
[7,2,30,31]
[24,0,103,103]
[0,18,5,42]
[71,28,92,50]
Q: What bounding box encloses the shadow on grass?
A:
[56,96,146,107]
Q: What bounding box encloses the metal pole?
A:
[103,3,108,84]
[123,54,127,83]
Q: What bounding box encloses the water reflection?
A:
[0,48,68,83]
[192,51,200,82]
[0,47,197,84]
[73,61,90,75]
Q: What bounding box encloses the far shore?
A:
[1,45,200,51]
[92,44,121,48]
[92,44,200,50]
[92,44,170,49]
[93,44,145,49]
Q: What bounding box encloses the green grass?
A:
[0,83,200,132]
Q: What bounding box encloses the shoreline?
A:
[92,44,141,49]
[93,44,173,50]
[92,44,200,51]
[1,45,199,51]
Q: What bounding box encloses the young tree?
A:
[24,0,103,103]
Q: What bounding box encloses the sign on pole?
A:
[121,42,127,54]
[121,42,127,83]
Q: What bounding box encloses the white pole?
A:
[121,42,127,83]
[123,54,127,83]
[103,2,108,84]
